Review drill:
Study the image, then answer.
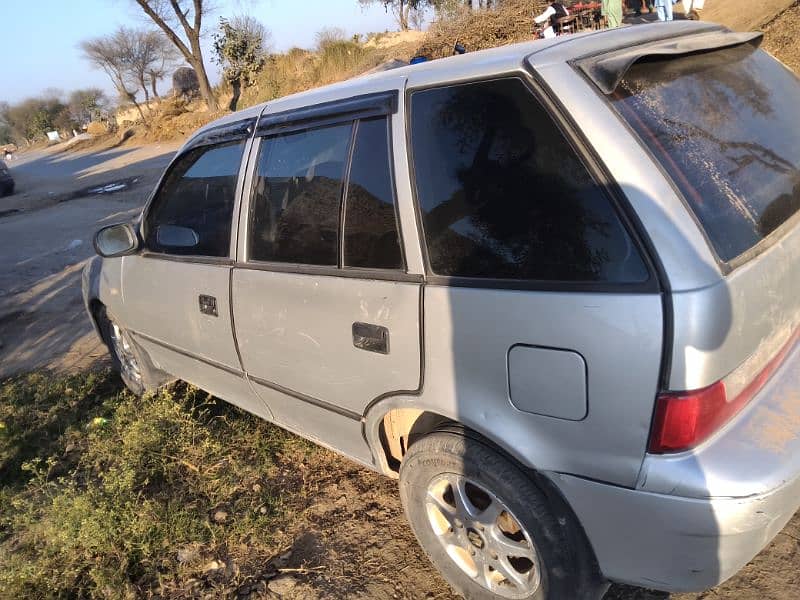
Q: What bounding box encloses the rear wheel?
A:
[399,429,604,600]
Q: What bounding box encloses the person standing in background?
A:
[655,0,674,21]
[602,0,623,27]
[534,2,570,38]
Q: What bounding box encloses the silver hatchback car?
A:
[84,22,800,600]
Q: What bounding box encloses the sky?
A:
[0,0,399,104]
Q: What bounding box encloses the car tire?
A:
[96,306,168,396]
[399,428,605,600]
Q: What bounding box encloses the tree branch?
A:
[133,0,192,59]
[193,0,203,34]
[169,0,195,42]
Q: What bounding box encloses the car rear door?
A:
[231,90,422,465]
[121,126,269,420]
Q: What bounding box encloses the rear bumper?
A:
[549,469,800,592]
[548,337,800,592]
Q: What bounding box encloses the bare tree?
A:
[147,34,179,99]
[80,34,148,123]
[359,0,435,30]
[314,26,348,49]
[409,6,425,29]
[123,29,176,107]
[132,0,219,110]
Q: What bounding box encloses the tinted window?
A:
[610,46,800,262]
[249,123,352,265]
[410,78,648,282]
[145,141,245,256]
[343,117,403,269]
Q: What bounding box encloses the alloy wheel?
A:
[109,322,142,386]
[425,473,542,599]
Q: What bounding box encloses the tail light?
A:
[649,327,799,454]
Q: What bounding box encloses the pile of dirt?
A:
[762,1,800,74]
[143,97,224,142]
[363,29,426,49]
[703,0,796,32]
[54,132,122,155]
[415,0,550,59]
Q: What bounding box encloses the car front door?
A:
[121,131,270,420]
[232,94,421,464]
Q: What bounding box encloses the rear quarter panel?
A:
[411,286,663,487]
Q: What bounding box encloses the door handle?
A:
[198,295,218,317]
[352,322,389,354]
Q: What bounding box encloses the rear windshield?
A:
[609,45,800,263]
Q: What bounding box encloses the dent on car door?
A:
[120,138,270,420]
[232,109,421,465]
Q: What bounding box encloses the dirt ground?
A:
[762,1,800,74]
[701,0,796,31]
[240,457,800,600]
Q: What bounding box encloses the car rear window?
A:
[410,78,649,283]
[609,45,800,263]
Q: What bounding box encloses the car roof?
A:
[190,21,724,142]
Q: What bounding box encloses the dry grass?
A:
[237,34,423,111]
[415,0,549,58]
[0,372,454,599]
[143,97,226,143]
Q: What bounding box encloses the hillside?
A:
[703,0,796,32]
[75,0,800,150]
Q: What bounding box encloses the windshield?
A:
[609,45,800,263]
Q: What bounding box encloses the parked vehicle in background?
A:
[84,22,800,600]
[0,160,14,196]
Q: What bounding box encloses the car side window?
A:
[409,78,649,283]
[249,123,352,265]
[145,140,245,257]
[343,117,403,270]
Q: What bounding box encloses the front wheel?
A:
[399,429,604,600]
[97,307,167,396]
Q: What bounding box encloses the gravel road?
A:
[0,141,179,377]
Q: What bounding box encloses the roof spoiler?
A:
[577,30,764,95]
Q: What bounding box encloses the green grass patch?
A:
[0,371,318,598]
